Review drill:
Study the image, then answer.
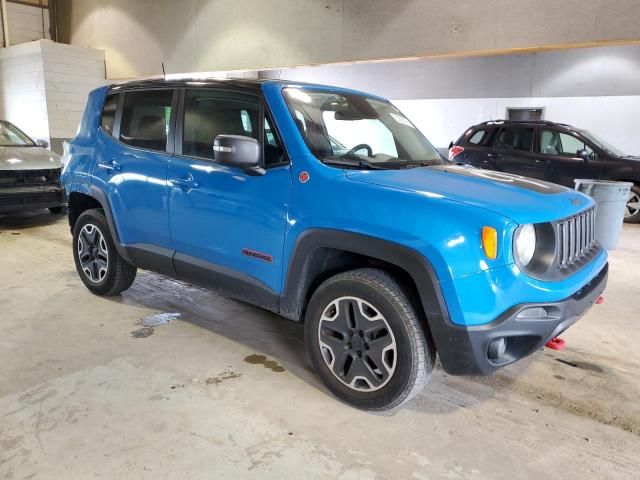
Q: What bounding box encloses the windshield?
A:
[0,121,35,147]
[578,129,625,157]
[283,88,443,169]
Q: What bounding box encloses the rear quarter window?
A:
[100,94,118,135]
[467,129,491,146]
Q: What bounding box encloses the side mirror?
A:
[36,139,49,148]
[213,135,264,176]
[577,149,596,161]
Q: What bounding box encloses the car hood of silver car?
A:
[0,146,62,171]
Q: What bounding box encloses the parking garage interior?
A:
[1,1,639,479]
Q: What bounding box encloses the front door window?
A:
[540,130,593,156]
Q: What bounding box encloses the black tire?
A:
[48,206,65,214]
[624,184,640,224]
[72,209,137,296]
[305,268,435,411]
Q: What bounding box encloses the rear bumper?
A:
[0,186,66,213]
[433,262,608,376]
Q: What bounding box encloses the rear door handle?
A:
[97,159,121,172]
[534,159,546,165]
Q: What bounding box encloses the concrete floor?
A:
[1,211,639,480]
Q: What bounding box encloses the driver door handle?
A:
[170,176,199,190]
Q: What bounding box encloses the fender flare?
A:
[279,229,450,324]
[81,186,133,263]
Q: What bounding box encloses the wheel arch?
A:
[279,229,450,331]
[67,187,131,262]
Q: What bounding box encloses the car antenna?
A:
[161,62,166,80]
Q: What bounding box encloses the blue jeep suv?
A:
[62,79,608,411]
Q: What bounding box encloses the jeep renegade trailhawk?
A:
[62,79,608,411]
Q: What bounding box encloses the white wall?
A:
[395,96,640,155]
[0,41,49,141]
[6,2,50,45]
[260,45,640,154]
[0,40,105,150]
[41,40,105,141]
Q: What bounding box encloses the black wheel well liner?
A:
[67,191,102,230]
[279,229,450,329]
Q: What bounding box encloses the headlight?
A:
[513,224,536,267]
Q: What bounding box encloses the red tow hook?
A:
[545,337,566,350]
[545,297,603,351]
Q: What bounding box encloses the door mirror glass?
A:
[213,134,264,175]
[578,149,598,161]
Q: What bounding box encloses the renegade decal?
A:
[242,248,273,263]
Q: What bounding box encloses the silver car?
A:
[0,120,65,214]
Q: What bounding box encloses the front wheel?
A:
[72,209,137,296]
[305,268,435,411]
[624,184,640,223]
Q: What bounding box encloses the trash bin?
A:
[574,179,632,250]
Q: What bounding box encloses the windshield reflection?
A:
[283,88,443,170]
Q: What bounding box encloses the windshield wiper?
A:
[322,156,389,170]
[378,160,434,169]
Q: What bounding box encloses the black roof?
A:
[107,77,278,93]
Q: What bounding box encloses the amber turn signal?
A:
[482,226,498,260]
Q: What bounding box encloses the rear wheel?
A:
[624,184,640,223]
[72,209,137,295]
[305,268,435,411]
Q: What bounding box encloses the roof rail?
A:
[478,119,571,126]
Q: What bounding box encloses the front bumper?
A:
[0,184,66,213]
[433,262,608,376]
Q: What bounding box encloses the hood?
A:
[0,146,62,171]
[345,164,592,224]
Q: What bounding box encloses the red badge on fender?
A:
[299,171,310,183]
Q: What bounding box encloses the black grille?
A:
[557,207,597,269]
[0,168,61,187]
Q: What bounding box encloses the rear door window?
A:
[495,127,534,152]
[119,90,174,152]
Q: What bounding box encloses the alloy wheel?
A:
[77,224,109,283]
[317,296,397,392]
[626,191,640,219]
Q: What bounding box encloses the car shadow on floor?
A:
[111,271,326,391]
[0,209,66,230]
[101,270,512,415]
